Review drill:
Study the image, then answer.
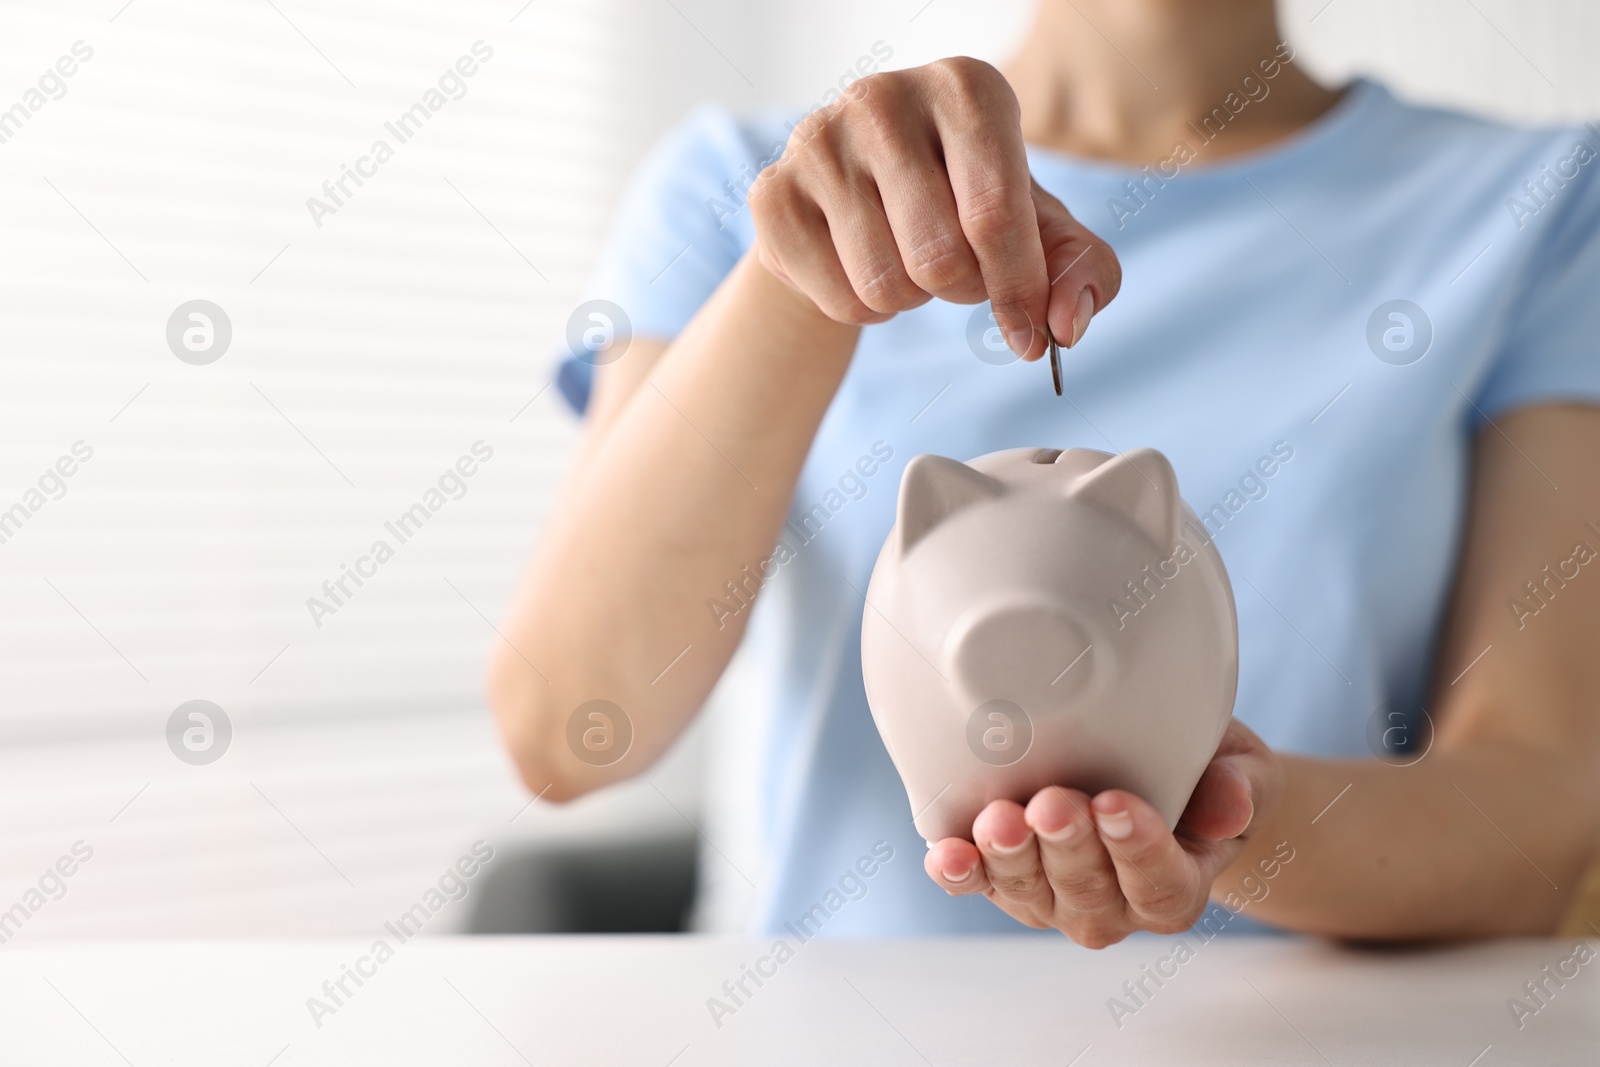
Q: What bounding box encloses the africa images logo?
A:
[304,41,495,229]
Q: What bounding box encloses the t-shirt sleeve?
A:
[554,104,764,416]
[1475,133,1600,422]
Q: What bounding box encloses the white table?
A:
[2,936,1595,1065]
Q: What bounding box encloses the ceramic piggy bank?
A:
[860,446,1238,844]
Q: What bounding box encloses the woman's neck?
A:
[1002,0,1344,165]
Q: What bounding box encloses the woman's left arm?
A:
[926,404,1600,942]
[1227,402,1600,938]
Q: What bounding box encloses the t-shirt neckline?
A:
[1024,77,1384,185]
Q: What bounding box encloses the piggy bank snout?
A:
[943,600,1095,713]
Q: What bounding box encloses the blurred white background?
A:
[0,0,1594,938]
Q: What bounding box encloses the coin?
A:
[1047,327,1062,397]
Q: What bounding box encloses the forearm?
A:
[1216,743,1600,939]
[491,253,859,798]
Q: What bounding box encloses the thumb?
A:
[1031,177,1122,352]
[1180,719,1279,841]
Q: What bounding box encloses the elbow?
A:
[485,647,591,806]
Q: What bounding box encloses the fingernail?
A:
[987,833,1033,855]
[945,864,973,883]
[1094,808,1133,840]
[1067,289,1094,348]
[1005,327,1034,358]
[1036,818,1080,843]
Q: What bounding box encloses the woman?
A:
[491,0,1600,945]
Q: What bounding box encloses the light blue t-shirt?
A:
[557,79,1600,937]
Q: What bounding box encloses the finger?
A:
[972,799,1053,913]
[1181,718,1276,841]
[748,169,888,326]
[928,62,1048,360]
[1032,178,1121,351]
[1024,786,1126,929]
[871,149,986,304]
[818,174,933,316]
[835,74,982,307]
[925,837,1052,930]
[1182,755,1256,841]
[1090,789,1211,934]
[925,837,990,897]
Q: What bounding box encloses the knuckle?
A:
[852,259,916,312]
[929,57,1017,123]
[747,175,801,233]
[961,184,1032,246]
[904,234,978,293]
[1070,923,1127,950]
[1052,233,1121,305]
[983,893,1052,929]
[831,300,890,327]
[1042,224,1115,276]
[840,75,900,132]
[1136,884,1197,923]
[1048,871,1122,912]
[990,871,1044,898]
[930,56,1003,97]
[1102,252,1124,302]
[985,296,1033,331]
[784,109,848,170]
[1146,912,1202,936]
[852,68,906,103]
[789,105,835,150]
[1079,234,1115,268]
[840,71,877,105]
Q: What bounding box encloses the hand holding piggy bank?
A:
[861,446,1238,846]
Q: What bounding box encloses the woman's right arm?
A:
[489,257,860,800]
[488,57,1120,801]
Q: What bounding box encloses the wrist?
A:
[713,249,861,392]
[740,245,859,336]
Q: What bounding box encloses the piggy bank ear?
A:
[896,454,1002,556]
[1067,447,1180,549]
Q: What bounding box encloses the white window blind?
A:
[0,0,728,937]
